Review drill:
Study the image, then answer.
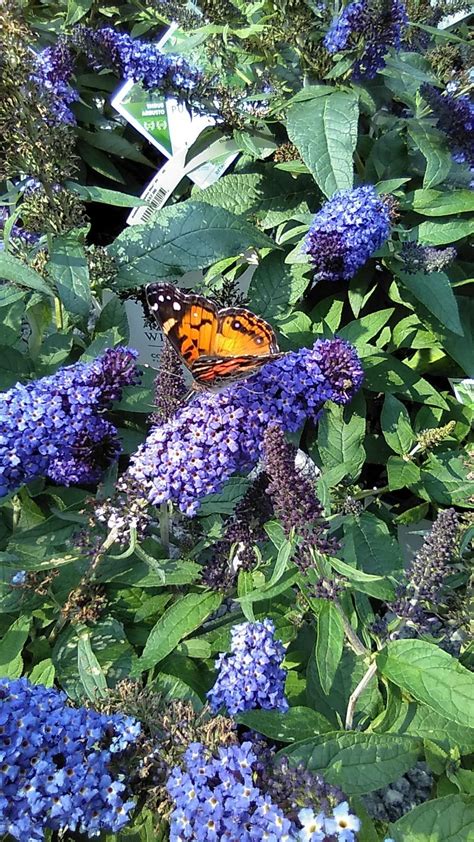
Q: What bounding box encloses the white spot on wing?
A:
[173,301,181,311]
[158,294,165,302]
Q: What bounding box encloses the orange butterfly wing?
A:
[146,283,282,388]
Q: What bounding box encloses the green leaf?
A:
[198,477,250,515]
[66,181,147,207]
[315,602,345,695]
[362,351,448,408]
[398,271,463,335]
[338,308,394,346]
[286,91,359,197]
[132,592,222,673]
[47,233,92,317]
[285,731,421,794]
[390,793,474,841]
[28,659,55,687]
[409,188,474,216]
[236,707,333,742]
[318,394,366,482]
[426,297,474,376]
[414,450,474,508]
[343,512,404,575]
[66,0,92,25]
[109,201,275,288]
[376,685,474,753]
[378,640,474,729]
[77,141,126,183]
[77,633,108,702]
[78,128,154,166]
[0,347,30,389]
[418,218,474,246]
[387,455,421,491]
[381,394,415,455]
[53,618,135,701]
[0,253,54,296]
[247,251,308,321]
[192,173,264,215]
[0,616,31,678]
[328,557,396,600]
[95,295,129,342]
[408,123,452,189]
[306,648,381,727]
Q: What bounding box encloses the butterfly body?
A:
[146,283,282,391]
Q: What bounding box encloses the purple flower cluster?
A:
[304,186,391,282]
[207,619,289,715]
[128,338,363,515]
[420,83,474,167]
[166,741,293,841]
[31,42,79,125]
[0,347,139,496]
[73,26,202,93]
[324,0,408,79]
[400,241,457,274]
[0,676,139,841]
[392,508,459,626]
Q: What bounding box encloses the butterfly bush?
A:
[420,83,474,167]
[166,739,361,841]
[324,0,407,79]
[0,677,140,841]
[0,347,139,496]
[304,186,391,282]
[128,338,363,515]
[72,26,202,93]
[207,619,289,715]
[31,42,79,125]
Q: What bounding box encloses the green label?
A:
[119,84,173,156]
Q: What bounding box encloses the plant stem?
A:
[159,502,170,554]
[345,659,378,730]
[334,598,368,656]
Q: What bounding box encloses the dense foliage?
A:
[0,0,473,840]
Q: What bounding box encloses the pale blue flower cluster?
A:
[207,619,289,715]
[166,741,293,841]
[166,740,361,841]
[0,677,139,841]
[304,186,391,282]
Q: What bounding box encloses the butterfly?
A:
[146,283,283,391]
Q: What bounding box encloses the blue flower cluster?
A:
[31,42,79,124]
[0,677,139,841]
[166,741,293,841]
[207,619,289,715]
[420,83,474,168]
[128,338,363,515]
[74,26,202,93]
[304,186,391,282]
[324,0,407,79]
[166,739,362,841]
[0,347,139,497]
